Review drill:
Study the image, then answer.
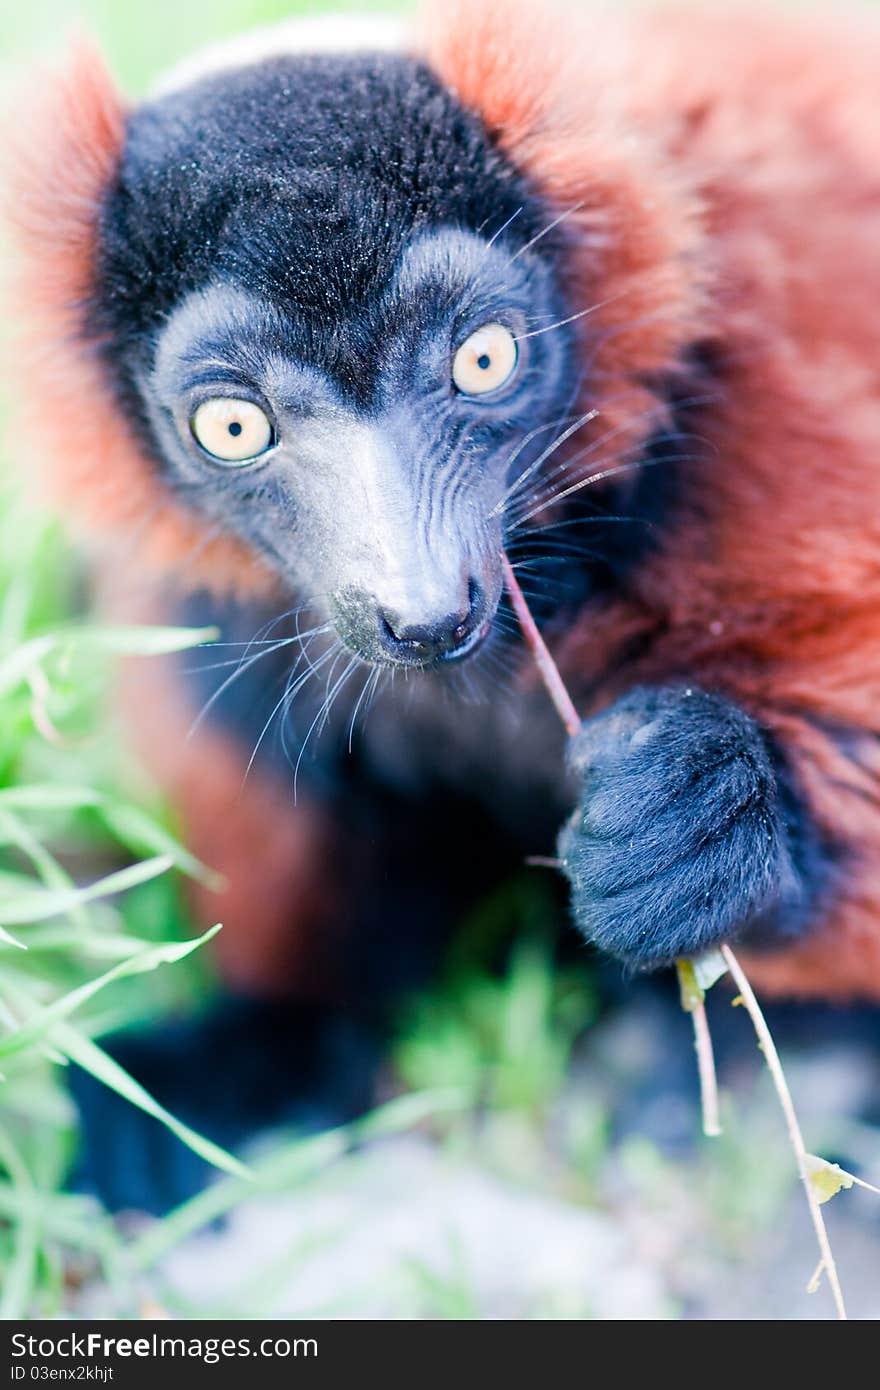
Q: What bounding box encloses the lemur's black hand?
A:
[558,686,813,968]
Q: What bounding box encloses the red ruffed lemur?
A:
[6,1,880,1206]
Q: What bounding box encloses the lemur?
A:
[6,1,880,1205]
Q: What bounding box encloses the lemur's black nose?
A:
[377,578,487,665]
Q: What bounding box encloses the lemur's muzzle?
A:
[374,576,490,666]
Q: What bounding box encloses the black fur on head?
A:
[92,52,582,667]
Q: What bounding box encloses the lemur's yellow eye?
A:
[452,323,519,396]
[190,398,274,463]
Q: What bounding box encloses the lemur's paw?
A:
[558,686,799,968]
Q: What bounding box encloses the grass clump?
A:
[0,486,240,1314]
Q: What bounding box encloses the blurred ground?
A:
[73,979,880,1320]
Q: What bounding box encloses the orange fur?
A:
[4,42,276,595]
[422,0,880,996]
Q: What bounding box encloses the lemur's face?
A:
[95,53,577,668]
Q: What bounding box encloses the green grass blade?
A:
[60,625,219,655]
[53,1023,249,1182]
[0,786,104,811]
[0,635,56,698]
[99,802,223,888]
[0,924,220,1059]
[0,854,174,928]
[0,1198,40,1317]
[0,806,89,932]
[0,1131,40,1318]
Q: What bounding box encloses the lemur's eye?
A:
[452,322,519,396]
[190,398,274,463]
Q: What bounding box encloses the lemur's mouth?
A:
[358,574,497,670]
[434,614,493,664]
[332,570,501,671]
[372,609,493,670]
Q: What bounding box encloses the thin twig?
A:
[851,1173,880,1197]
[675,959,722,1138]
[720,943,847,1320]
[508,553,711,1139]
[691,998,722,1138]
[502,552,848,1317]
[505,551,722,1138]
[501,553,580,737]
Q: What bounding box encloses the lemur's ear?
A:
[3,39,276,596]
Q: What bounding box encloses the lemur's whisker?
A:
[242,618,331,668]
[195,637,305,649]
[244,680,301,783]
[514,280,664,345]
[239,603,313,658]
[191,618,331,738]
[293,654,358,799]
[481,635,520,681]
[484,204,525,250]
[514,448,708,528]
[496,377,648,521]
[190,606,315,673]
[193,604,314,692]
[485,360,593,520]
[358,665,385,734]
[278,641,339,778]
[483,622,517,647]
[490,409,599,517]
[347,664,376,753]
[507,528,623,552]
[182,636,297,675]
[513,307,592,341]
[509,201,585,261]
[294,613,335,679]
[519,411,715,520]
[504,406,663,524]
[318,648,351,735]
[515,447,700,529]
[516,547,606,568]
[188,641,287,738]
[509,579,555,601]
[487,416,580,519]
[282,639,338,729]
[514,513,653,536]
[505,394,715,527]
[243,636,336,782]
